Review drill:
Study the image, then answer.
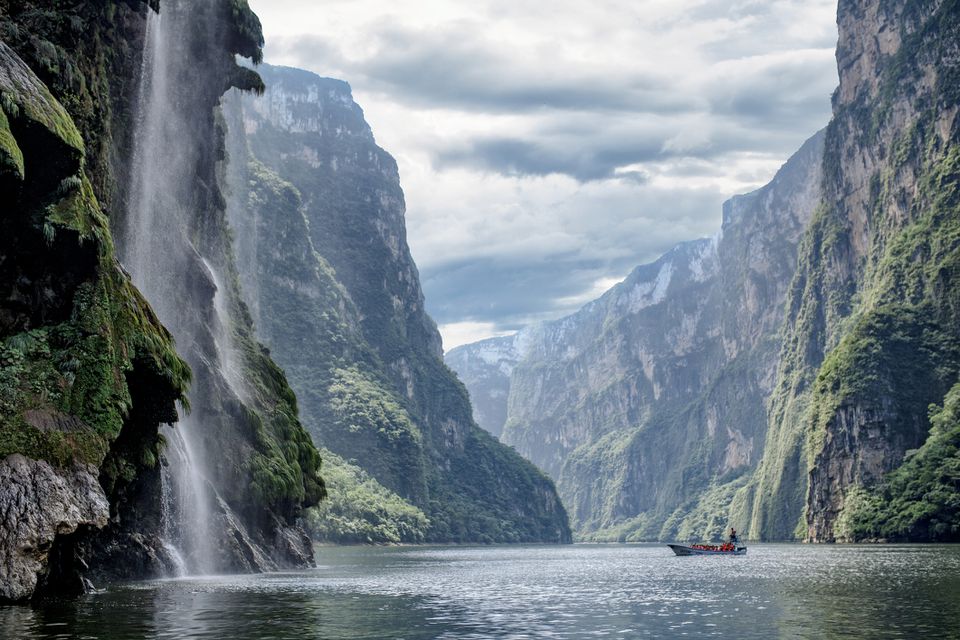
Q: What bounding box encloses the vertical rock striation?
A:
[0,7,189,599]
[752,0,960,542]
[450,132,825,540]
[112,0,322,572]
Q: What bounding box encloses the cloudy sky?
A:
[248,0,839,350]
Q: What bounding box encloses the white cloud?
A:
[247,0,839,346]
[439,322,516,352]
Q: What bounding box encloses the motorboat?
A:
[667,543,747,556]
[668,529,746,555]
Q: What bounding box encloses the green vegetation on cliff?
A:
[0,38,188,475]
[304,449,430,544]
[227,65,571,543]
[223,138,424,541]
[750,0,960,542]
[450,132,824,543]
[0,0,156,199]
[841,382,960,541]
[2,0,325,586]
[226,0,264,64]
[236,329,326,517]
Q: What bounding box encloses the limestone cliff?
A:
[0,9,187,599]
[449,132,825,540]
[751,0,960,542]
[444,334,526,439]
[452,0,960,544]
[109,0,322,572]
[224,64,571,543]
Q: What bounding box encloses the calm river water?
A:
[3,544,959,639]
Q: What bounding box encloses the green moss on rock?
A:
[0,107,24,179]
[0,56,84,157]
[226,0,264,64]
[0,38,188,470]
[751,0,960,542]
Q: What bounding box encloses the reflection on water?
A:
[5,544,960,639]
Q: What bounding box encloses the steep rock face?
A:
[838,381,960,541]
[751,0,960,542]
[0,456,108,601]
[111,0,322,571]
[449,132,824,539]
[0,0,323,600]
[221,100,430,542]
[445,334,526,439]
[225,64,570,543]
[0,454,110,602]
[505,238,722,484]
[451,0,960,544]
[0,9,188,601]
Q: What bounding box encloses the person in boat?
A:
[729,528,739,545]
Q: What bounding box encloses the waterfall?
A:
[158,454,189,578]
[160,419,214,575]
[119,2,236,577]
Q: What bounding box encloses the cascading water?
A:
[202,258,248,402]
[158,461,189,578]
[118,2,240,576]
[160,416,215,575]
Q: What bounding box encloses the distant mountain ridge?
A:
[449,130,825,539]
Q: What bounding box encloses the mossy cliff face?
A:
[0,5,188,600]
[448,132,825,541]
[750,0,960,542]
[225,64,571,543]
[112,0,322,570]
[838,381,960,541]
[0,0,322,600]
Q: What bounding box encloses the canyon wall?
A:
[223,64,571,543]
[450,132,825,540]
[0,0,323,600]
[452,0,960,543]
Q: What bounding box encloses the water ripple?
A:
[4,544,959,639]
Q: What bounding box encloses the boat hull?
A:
[668,544,747,556]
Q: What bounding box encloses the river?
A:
[3,544,959,639]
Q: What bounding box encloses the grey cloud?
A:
[421,228,697,331]
[267,7,835,184]
[431,110,826,181]
[416,184,724,332]
[422,257,617,330]
[707,56,838,127]
[691,1,839,58]
[434,137,665,182]
[253,0,839,342]
[269,26,700,116]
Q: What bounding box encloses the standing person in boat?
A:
[729,528,739,545]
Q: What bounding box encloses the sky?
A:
[247,0,840,351]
